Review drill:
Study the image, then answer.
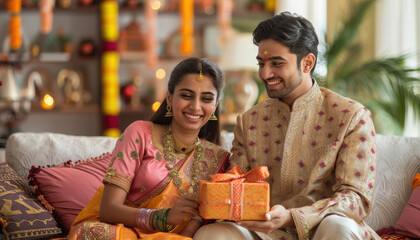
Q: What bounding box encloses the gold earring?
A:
[209,112,217,121]
[165,105,173,117]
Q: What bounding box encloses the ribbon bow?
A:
[210,166,269,183]
[209,166,269,220]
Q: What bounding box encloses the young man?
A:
[194,12,380,240]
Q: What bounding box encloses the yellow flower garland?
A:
[100,0,120,138]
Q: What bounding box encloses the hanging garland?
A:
[100,0,120,138]
[217,0,233,42]
[7,0,22,51]
[145,0,158,69]
[179,0,194,55]
[39,0,54,34]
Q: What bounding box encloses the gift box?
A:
[199,166,270,221]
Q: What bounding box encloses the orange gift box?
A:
[199,166,270,221]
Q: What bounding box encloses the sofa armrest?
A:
[365,134,420,230]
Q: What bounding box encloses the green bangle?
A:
[164,208,176,232]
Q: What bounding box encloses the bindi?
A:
[262,51,271,61]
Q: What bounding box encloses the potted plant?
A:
[316,0,420,135]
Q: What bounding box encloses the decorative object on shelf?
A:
[78,0,94,7]
[123,0,140,8]
[23,69,50,112]
[57,0,72,8]
[100,0,120,137]
[121,75,143,109]
[78,38,96,57]
[218,32,259,124]
[56,26,73,54]
[247,0,263,11]
[0,62,35,144]
[197,0,215,15]
[179,0,194,55]
[57,69,89,107]
[29,0,61,59]
[118,19,146,59]
[7,0,22,52]
[22,0,35,8]
[145,0,158,68]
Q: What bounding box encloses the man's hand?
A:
[236,205,295,234]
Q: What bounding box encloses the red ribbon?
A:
[210,166,269,220]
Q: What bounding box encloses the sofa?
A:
[0,132,419,239]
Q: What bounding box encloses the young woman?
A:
[68,57,229,240]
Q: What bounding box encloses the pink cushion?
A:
[29,153,112,232]
[394,180,420,238]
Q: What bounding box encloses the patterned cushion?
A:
[28,153,113,232]
[380,235,411,240]
[0,164,62,239]
[394,174,420,238]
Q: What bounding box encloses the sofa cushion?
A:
[0,163,62,239]
[5,132,117,187]
[365,135,420,230]
[28,152,113,232]
[394,174,420,238]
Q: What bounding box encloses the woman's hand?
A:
[167,193,200,225]
[236,205,295,234]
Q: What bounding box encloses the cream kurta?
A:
[230,82,379,240]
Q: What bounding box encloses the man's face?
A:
[257,39,305,103]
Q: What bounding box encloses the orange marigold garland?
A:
[7,0,22,51]
[179,0,194,55]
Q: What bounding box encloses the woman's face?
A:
[167,73,218,135]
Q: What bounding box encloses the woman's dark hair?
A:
[253,12,319,76]
[150,57,224,145]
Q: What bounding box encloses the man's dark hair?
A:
[253,12,319,75]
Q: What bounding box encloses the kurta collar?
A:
[291,79,321,111]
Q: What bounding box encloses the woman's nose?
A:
[190,97,201,110]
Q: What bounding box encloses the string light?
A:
[155,68,166,80]
[151,0,161,10]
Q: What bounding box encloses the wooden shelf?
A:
[2,52,99,64]
[30,104,100,113]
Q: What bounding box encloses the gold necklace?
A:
[163,127,203,194]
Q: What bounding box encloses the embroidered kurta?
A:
[229,82,379,240]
